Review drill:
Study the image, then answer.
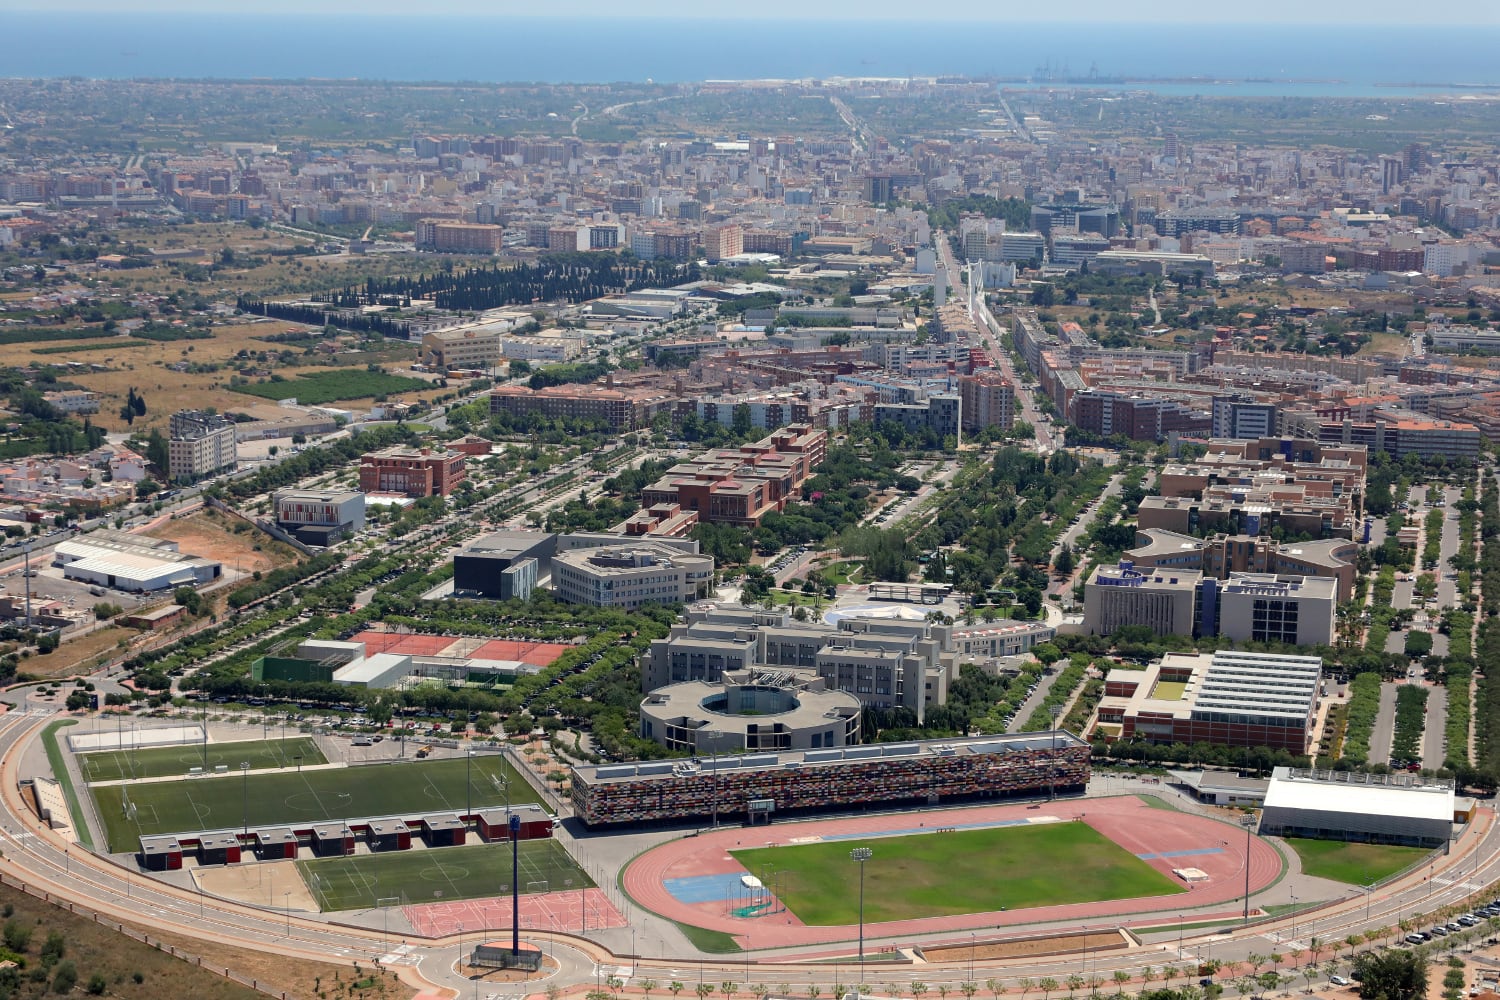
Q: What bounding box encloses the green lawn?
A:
[79,737,326,783]
[40,720,91,850]
[730,822,1183,925]
[92,754,537,853]
[1285,838,1431,885]
[297,839,590,911]
[229,369,431,405]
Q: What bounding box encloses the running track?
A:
[623,795,1281,951]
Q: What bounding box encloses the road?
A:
[1046,470,1129,600]
[1423,680,1450,770]
[1369,681,1400,765]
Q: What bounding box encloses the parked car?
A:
[1331,976,1351,987]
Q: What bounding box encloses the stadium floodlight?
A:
[1240,812,1257,924]
[850,847,873,987]
[241,762,251,835]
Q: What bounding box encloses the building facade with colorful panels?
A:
[570,731,1090,827]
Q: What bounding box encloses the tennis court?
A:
[92,753,537,853]
[470,639,572,666]
[79,737,326,783]
[350,631,461,657]
[298,839,590,911]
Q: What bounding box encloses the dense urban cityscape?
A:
[0,43,1498,1000]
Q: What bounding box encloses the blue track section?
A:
[664,872,755,904]
[1136,847,1224,861]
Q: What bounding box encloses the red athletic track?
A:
[622,795,1281,952]
[404,887,625,939]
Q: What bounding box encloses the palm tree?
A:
[698,986,715,1000]
[721,982,740,1000]
[670,982,686,998]
[938,985,951,1000]
[1038,978,1058,1000]
[642,980,658,1000]
[911,983,928,1000]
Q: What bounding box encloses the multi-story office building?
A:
[1217,573,1337,647]
[638,425,827,527]
[272,489,365,545]
[639,673,862,753]
[1125,529,1359,603]
[551,542,715,609]
[1211,397,1279,439]
[357,446,466,498]
[1096,650,1322,753]
[421,326,504,371]
[1084,562,1204,638]
[168,410,237,483]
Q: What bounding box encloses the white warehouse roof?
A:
[1263,767,1454,823]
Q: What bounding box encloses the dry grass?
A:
[144,508,302,579]
[23,625,136,679]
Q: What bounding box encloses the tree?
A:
[670,983,685,998]
[1039,979,1059,1000]
[698,985,714,1000]
[1352,949,1427,1000]
[1053,544,1075,577]
[1009,979,1024,1000]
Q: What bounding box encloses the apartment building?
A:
[357,446,466,498]
[703,224,743,262]
[168,410,237,483]
[489,383,661,432]
[414,219,504,254]
[957,370,1016,432]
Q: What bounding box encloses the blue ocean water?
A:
[3,13,1499,96]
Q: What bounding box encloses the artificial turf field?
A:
[79,737,327,782]
[1284,837,1430,885]
[730,822,1184,925]
[91,754,536,853]
[297,839,592,911]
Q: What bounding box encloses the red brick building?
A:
[357,446,466,497]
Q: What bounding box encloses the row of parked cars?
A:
[1403,904,1498,945]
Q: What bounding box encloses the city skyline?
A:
[6,0,1499,25]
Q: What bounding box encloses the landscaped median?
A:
[39,718,91,849]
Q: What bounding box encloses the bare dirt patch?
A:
[27,625,136,678]
[195,859,320,912]
[144,508,301,578]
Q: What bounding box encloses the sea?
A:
[4,12,1500,97]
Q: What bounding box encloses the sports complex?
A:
[621,793,1284,951]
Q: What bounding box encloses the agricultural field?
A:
[91,753,534,852]
[730,822,1182,925]
[228,368,432,405]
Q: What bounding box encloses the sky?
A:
[7,0,1499,24]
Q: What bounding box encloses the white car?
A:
[1330,977,1351,987]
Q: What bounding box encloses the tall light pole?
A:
[1049,704,1062,801]
[1240,812,1257,925]
[241,762,251,835]
[970,932,976,982]
[1290,892,1298,951]
[465,749,473,829]
[851,847,873,989]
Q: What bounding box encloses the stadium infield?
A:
[79,737,326,783]
[92,753,536,853]
[298,839,592,911]
[731,821,1183,925]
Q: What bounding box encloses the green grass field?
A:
[297,839,591,911]
[79,738,327,783]
[92,754,536,853]
[730,822,1184,925]
[1285,838,1431,885]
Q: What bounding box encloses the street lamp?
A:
[465,749,474,829]
[970,932,976,982]
[1290,892,1298,951]
[850,847,873,989]
[1240,812,1257,925]
[284,890,291,936]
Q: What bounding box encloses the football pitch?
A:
[79,738,327,783]
[730,822,1184,925]
[92,754,537,853]
[298,839,592,911]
